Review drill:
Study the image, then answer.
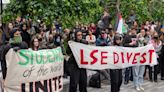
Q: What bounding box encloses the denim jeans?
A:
[132,65,145,87]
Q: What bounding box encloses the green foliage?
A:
[2,0,164,28]
[2,0,103,28]
[119,0,164,23]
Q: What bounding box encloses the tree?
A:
[2,0,164,28]
[2,0,104,28]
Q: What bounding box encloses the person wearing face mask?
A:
[67,31,88,92]
[131,31,146,91]
[0,28,28,80]
[54,33,62,47]
[96,31,111,85]
[148,32,162,82]
[96,31,109,46]
[110,34,123,92]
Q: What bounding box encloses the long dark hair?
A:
[113,35,122,46]
[20,23,27,31]
[30,36,39,50]
[74,31,82,42]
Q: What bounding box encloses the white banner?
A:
[68,41,158,70]
[4,47,64,92]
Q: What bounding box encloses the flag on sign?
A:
[116,14,127,34]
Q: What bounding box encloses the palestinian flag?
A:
[116,14,127,34]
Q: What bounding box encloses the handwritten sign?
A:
[69,41,158,70]
[4,47,64,92]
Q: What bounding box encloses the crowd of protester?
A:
[0,10,164,92]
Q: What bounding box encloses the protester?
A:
[107,30,115,44]
[21,23,31,46]
[127,10,136,28]
[86,30,96,45]
[132,30,146,91]
[123,28,138,84]
[110,34,123,92]
[148,32,162,82]
[37,33,47,49]
[67,31,88,92]
[0,10,163,92]
[101,9,112,29]
[0,23,3,45]
[54,33,62,47]
[47,34,56,49]
[3,22,14,43]
[89,23,96,35]
[45,25,56,42]
[30,36,40,51]
[160,32,164,80]
[96,31,111,84]
[96,31,109,46]
[1,28,28,79]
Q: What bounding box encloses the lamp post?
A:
[0,0,2,22]
[0,0,2,13]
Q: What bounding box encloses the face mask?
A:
[101,33,107,39]
[10,35,22,44]
[153,36,158,39]
[56,37,60,42]
[14,36,22,43]
[38,38,42,42]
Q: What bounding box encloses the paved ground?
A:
[87,79,164,92]
[62,70,164,92]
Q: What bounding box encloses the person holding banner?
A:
[148,32,162,82]
[1,28,28,80]
[123,28,138,84]
[96,31,111,84]
[132,31,146,91]
[110,34,123,92]
[160,32,164,80]
[68,31,88,92]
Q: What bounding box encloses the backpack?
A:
[89,72,101,88]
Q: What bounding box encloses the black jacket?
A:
[67,40,88,68]
[21,31,31,46]
[0,42,28,79]
[123,35,138,47]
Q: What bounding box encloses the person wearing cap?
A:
[110,34,123,92]
[0,28,28,80]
